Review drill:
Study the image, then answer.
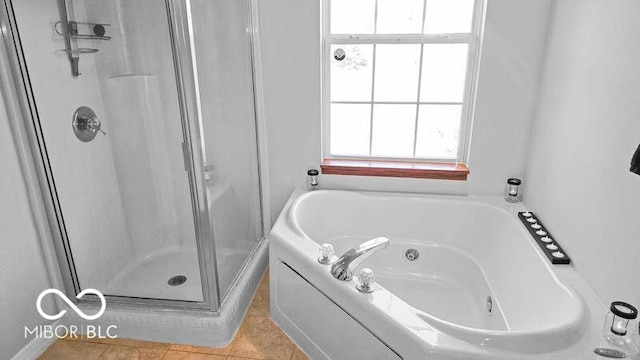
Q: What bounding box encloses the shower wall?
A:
[12,0,201,299]
[12,0,133,289]
[87,0,196,254]
[105,75,180,255]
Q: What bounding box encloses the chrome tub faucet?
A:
[330,237,389,281]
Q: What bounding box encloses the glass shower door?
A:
[9,0,208,303]
[189,0,264,299]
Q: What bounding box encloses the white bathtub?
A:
[270,190,612,359]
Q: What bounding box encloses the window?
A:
[322,0,482,166]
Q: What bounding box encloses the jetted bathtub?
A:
[270,190,610,359]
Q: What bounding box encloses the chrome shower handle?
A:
[86,117,106,135]
[72,106,105,142]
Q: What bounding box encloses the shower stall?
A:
[0,0,268,343]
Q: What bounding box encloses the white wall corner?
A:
[10,320,60,360]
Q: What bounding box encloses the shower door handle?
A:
[204,165,214,184]
[181,142,191,172]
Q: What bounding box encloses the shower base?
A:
[63,238,269,347]
[105,247,203,302]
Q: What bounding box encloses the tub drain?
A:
[405,249,419,261]
[168,275,187,286]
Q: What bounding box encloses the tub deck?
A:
[270,189,619,359]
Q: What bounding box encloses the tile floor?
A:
[38,270,309,360]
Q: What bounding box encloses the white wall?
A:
[524,0,640,306]
[0,92,53,358]
[258,0,323,224]
[467,0,551,195]
[258,0,552,223]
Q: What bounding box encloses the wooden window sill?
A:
[320,159,469,181]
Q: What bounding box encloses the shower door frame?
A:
[0,0,259,312]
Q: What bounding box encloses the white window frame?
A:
[321,0,485,164]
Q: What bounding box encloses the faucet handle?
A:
[356,268,376,293]
[318,243,335,264]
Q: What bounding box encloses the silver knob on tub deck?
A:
[318,243,336,265]
[356,268,376,293]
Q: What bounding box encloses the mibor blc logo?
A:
[37,288,106,320]
[25,288,117,339]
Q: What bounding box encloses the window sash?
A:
[328,34,476,44]
[322,0,483,163]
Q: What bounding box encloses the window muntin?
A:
[324,0,481,162]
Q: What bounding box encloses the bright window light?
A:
[324,0,482,162]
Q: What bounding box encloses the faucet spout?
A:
[330,237,389,281]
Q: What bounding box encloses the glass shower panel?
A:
[189,0,263,299]
[12,0,204,302]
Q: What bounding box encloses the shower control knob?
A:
[72,106,106,142]
[85,117,106,135]
[318,243,335,265]
[356,268,375,293]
